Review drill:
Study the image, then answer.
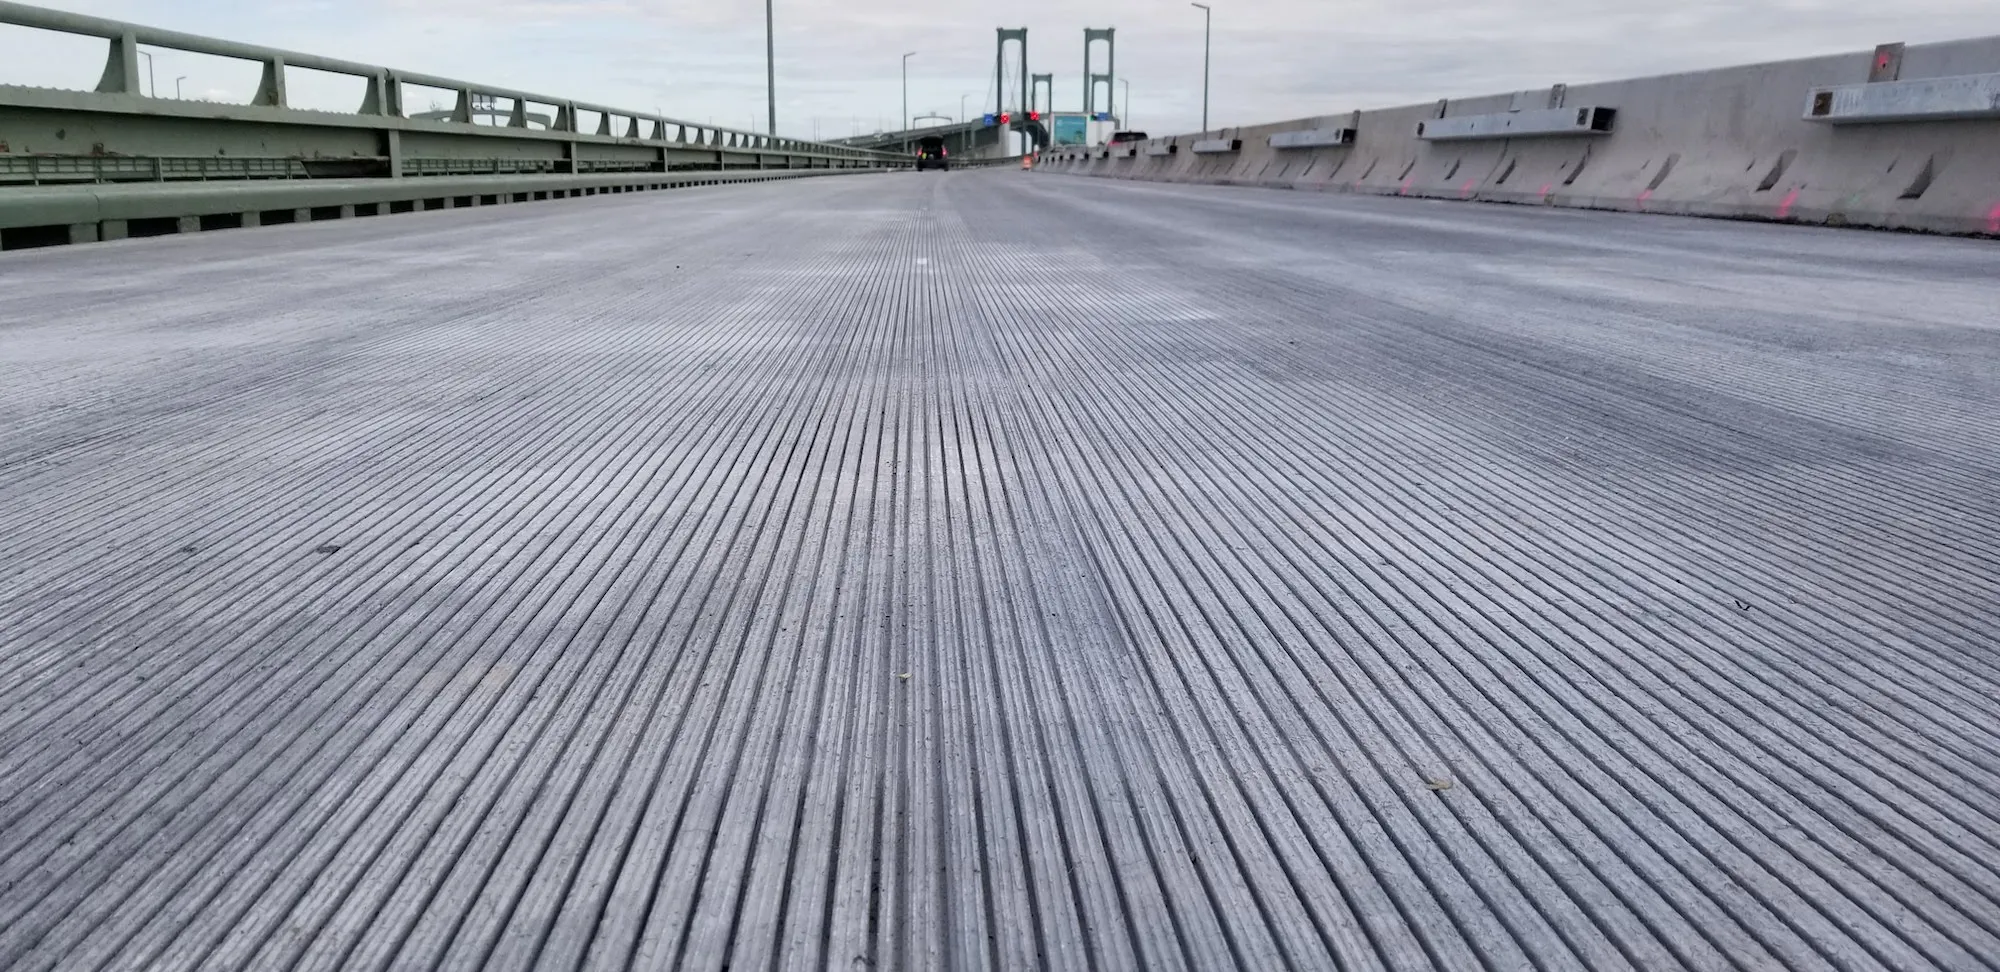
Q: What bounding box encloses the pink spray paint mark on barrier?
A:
[1399,176,1414,196]
[1778,188,1801,220]
[1539,183,1554,201]
[1986,203,2000,235]
[1637,189,1653,208]
[1460,179,1476,198]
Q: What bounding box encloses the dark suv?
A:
[916,135,949,171]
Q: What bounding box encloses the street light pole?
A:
[1119,78,1131,126]
[138,50,155,98]
[175,75,186,99]
[764,0,776,137]
[960,93,969,123]
[1190,3,1211,132]
[902,51,917,131]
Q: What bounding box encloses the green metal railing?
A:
[0,0,907,187]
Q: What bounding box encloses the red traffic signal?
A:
[998,112,1012,124]
[1027,111,1041,122]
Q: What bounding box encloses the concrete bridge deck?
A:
[2,171,1998,971]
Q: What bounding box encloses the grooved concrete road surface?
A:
[3,171,1999,972]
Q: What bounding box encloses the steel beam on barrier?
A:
[1416,106,1616,140]
[1192,138,1241,154]
[1270,127,1357,149]
[1806,72,2000,123]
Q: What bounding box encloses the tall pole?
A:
[765,0,776,137]
[1120,78,1131,126]
[1018,34,1030,156]
[176,75,186,99]
[902,51,917,131]
[1191,3,1211,131]
[960,93,969,123]
[1108,33,1116,121]
[138,50,155,98]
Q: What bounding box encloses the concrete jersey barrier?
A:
[1043,36,2000,237]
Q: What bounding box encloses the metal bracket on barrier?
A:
[1144,142,1178,157]
[1270,127,1357,149]
[1508,85,1567,111]
[1416,106,1616,140]
[1869,43,1905,83]
[1806,72,2000,123]
[1192,138,1241,154]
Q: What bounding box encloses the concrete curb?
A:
[0,168,883,248]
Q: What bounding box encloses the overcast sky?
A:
[6,0,2000,139]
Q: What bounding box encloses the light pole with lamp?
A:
[175,75,186,99]
[137,49,156,98]
[1119,78,1131,127]
[960,93,970,123]
[1190,2,1211,132]
[901,51,917,131]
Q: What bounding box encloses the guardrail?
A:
[0,1,909,248]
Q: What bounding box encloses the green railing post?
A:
[253,56,287,108]
[95,31,142,95]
